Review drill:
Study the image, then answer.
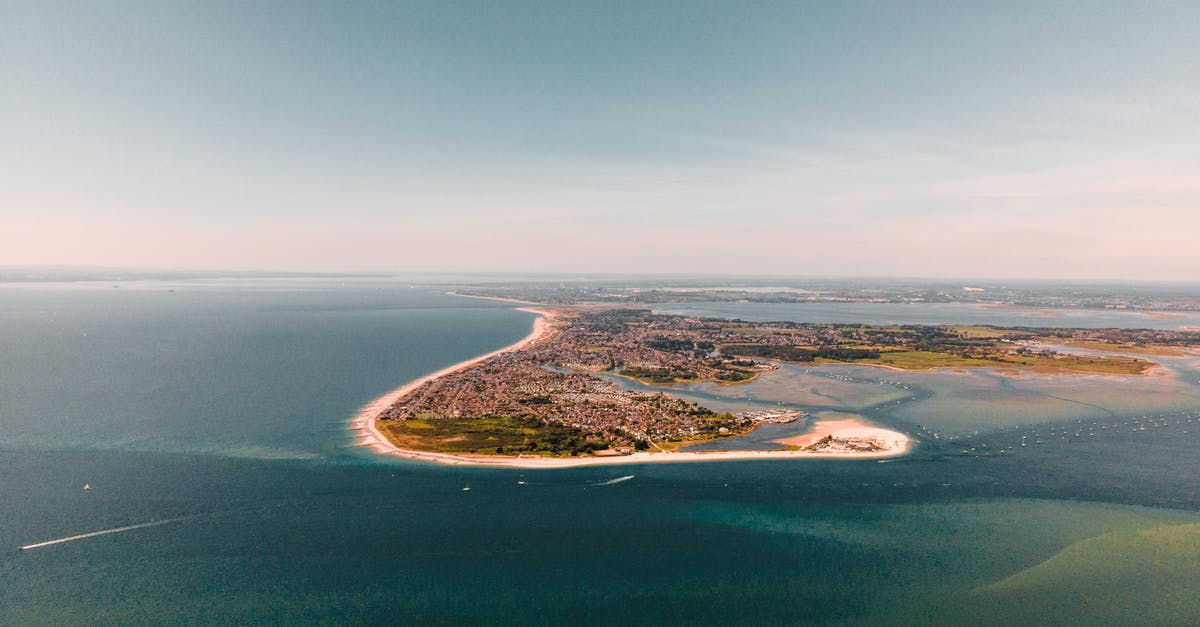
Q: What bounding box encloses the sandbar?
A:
[773,417,909,451]
[444,291,541,305]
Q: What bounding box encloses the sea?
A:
[3,279,1200,625]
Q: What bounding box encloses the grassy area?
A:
[857,325,916,334]
[379,415,606,456]
[719,343,881,362]
[654,436,723,452]
[1006,354,1152,375]
[1059,340,1193,357]
[721,343,1154,375]
[948,325,1027,339]
[860,350,1152,374]
[861,350,1001,370]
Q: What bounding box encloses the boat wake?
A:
[595,475,635,486]
[18,517,190,551]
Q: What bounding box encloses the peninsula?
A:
[354,302,1199,467]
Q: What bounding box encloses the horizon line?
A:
[2,264,1199,285]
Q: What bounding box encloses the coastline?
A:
[976,303,1188,321]
[350,303,911,466]
[444,291,542,306]
[773,418,908,450]
[354,440,911,468]
[350,306,557,456]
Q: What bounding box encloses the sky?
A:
[2,1,1198,279]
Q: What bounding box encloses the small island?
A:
[353,303,1199,467]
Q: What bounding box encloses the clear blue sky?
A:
[3,1,1197,278]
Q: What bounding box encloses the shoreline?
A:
[350,303,912,467]
[444,291,542,306]
[976,303,1190,320]
[349,306,557,457]
[773,418,908,451]
[354,441,911,468]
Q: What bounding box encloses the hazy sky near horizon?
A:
[3,1,1198,279]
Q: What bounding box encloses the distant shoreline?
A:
[976,303,1188,320]
[444,291,542,305]
[350,299,911,467]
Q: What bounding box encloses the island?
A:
[353,303,1200,467]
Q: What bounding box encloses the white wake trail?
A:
[594,475,635,486]
[19,517,188,551]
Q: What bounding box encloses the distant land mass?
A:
[6,266,1198,313]
[357,297,1200,467]
[450,278,1200,312]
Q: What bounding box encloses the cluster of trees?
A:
[720,344,881,362]
[714,369,755,381]
[502,436,607,456]
[621,365,697,383]
[500,417,611,455]
[812,347,882,360]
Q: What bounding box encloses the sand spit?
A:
[349,307,557,456]
[773,418,909,452]
[443,291,542,305]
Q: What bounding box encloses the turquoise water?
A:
[4,281,1200,625]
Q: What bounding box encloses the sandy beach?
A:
[774,417,909,450]
[352,441,911,468]
[443,291,541,305]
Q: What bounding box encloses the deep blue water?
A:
[4,280,1200,625]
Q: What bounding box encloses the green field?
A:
[721,343,1153,375]
[947,325,1028,339]
[854,350,1001,370]
[379,415,607,455]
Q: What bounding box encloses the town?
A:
[376,308,1200,457]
